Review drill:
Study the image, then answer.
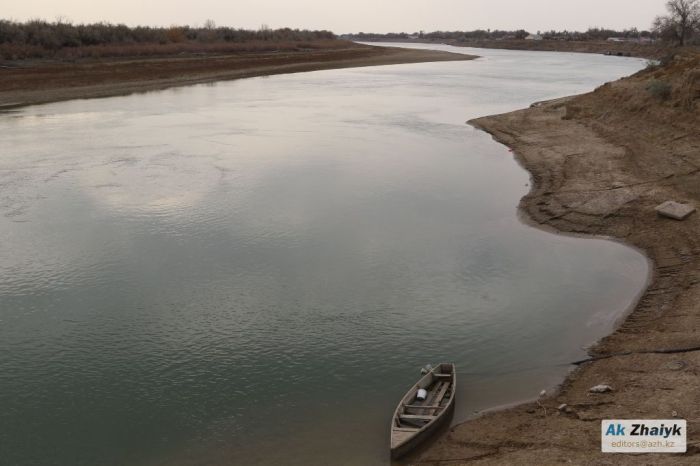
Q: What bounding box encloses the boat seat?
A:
[403,404,441,409]
[399,414,437,421]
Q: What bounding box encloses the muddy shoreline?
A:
[414,53,700,464]
[0,45,474,110]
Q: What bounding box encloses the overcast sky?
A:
[4,0,666,33]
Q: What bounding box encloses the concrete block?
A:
[655,201,696,220]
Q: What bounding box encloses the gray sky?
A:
[5,0,666,33]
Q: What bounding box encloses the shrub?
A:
[659,53,675,66]
[166,26,186,43]
[647,79,673,100]
[0,19,338,60]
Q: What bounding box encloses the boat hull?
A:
[390,363,456,459]
[390,397,454,459]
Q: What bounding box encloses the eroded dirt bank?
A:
[0,45,474,109]
[413,52,700,464]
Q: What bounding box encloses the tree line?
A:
[348,27,656,42]
[0,19,336,55]
[350,0,700,47]
[654,0,700,46]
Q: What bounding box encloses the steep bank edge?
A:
[413,62,700,464]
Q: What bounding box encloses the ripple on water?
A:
[0,46,649,466]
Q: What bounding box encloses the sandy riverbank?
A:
[0,45,474,109]
[412,51,700,464]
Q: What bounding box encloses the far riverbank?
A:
[0,45,475,110]
[361,37,679,59]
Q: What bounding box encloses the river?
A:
[0,44,648,465]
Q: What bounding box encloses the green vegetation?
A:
[0,19,337,60]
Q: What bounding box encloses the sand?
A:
[412,51,700,464]
[0,45,475,109]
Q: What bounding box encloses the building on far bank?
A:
[525,34,543,40]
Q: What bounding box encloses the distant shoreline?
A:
[0,45,475,110]
[360,38,670,59]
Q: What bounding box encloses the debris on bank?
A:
[655,201,696,220]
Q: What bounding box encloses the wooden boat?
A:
[390,363,456,459]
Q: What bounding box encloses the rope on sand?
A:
[572,345,700,365]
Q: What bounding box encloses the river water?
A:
[0,44,648,465]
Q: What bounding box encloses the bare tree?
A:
[654,0,700,46]
[54,15,72,25]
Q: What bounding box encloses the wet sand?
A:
[0,45,475,109]
[413,52,700,464]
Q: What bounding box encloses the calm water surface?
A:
[0,44,648,465]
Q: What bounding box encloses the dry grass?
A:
[679,66,700,109]
[644,49,700,110]
[0,39,354,61]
